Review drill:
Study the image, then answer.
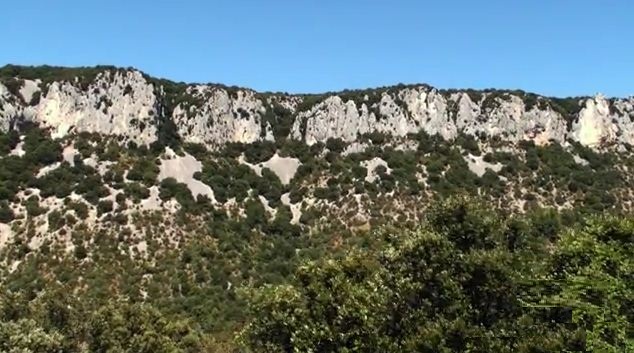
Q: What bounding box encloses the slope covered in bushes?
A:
[1,198,632,352]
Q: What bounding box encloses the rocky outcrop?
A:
[172,85,271,147]
[1,66,633,150]
[0,70,159,145]
[457,93,569,145]
[294,89,634,148]
[0,83,19,131]
[570,95,634,148]
[292,88,578,147]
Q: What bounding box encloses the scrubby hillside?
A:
[2,199,632,352]
[0,65,632,351]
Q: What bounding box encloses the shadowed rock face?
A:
[1,66,633,149]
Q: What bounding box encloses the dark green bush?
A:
[0,201,14,223]
[96,200,113,215]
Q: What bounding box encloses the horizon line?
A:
[0,63,628,100]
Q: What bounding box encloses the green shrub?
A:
[261,103,294,140]
[0,201,14,223]
[126,159,159,186]
[96,200,113,215]
[124,182,150,202]
[0,130,20,156]
[68,200,89,219]
[159,178,196,211]
[48,210,65,230]
[244,141,276,164]
[23,128,62,166]
[325,138,346,153]
[24,196,46,217]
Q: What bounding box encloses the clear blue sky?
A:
[1,0,632,97]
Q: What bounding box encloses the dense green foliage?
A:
[240,199,633,352]
[0,295,206,353]
[1,197,632,352]
[0,65,121,85]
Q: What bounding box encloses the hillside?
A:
[0,65,633,351]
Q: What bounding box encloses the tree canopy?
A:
[239,199,633,352]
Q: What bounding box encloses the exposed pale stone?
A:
[2,67,634,150]
[159,147,215,202]
[141,186,163,211]
[36,162,62,177]
[571,95,615,147]
[62,145,77,165]
[19,80,40,104]
[173,86,267,147]
[37,71,158,144]
[1,70,159,145]
[362,157,390,183]
[0,224,12,249]
[573,154,590,166]
[569,95,634,147]
[9,140,25,157]
[239,153,300,185]
[291,88,579,147]
[261,154,300,185]
[465,154,503,177]
[258,195,276,218]
[0,83,20,131]
[281,193,302,225]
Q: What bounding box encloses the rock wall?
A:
[292,88,633,148]
[172,85,270,147]
[1,66,633,149]
[1,70,159,145]
[0,71,159,144]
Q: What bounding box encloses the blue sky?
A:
[1,0,632,97]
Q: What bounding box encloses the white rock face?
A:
[458,94,568,145]
[19,80,40,103]
[292,88,576,147]
[37,71,158,144]
[0,223,12,249]
[0,83,20,131]
[362,157,391,183]
[159,147,215,202]
[291,90,452,145]
[402,89,456,139]
[1,70,159,145]
[573,154,590,166]
[614,99,634,146]
[2,67,634,150]
[238,154,301,185]
[62,145,77,165]
[465,154,503,177]
[141,186,163,211]
[281,193,302,225]
[261,154,301,185]
[291,88,634,149]
[9,140,25,157]
[570,95,634,147]
[173,85,269,147]
[571,95,614,146]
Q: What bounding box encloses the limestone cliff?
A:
[0,69,159,145]
[172,85,271,147]
[1,66,633,149]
